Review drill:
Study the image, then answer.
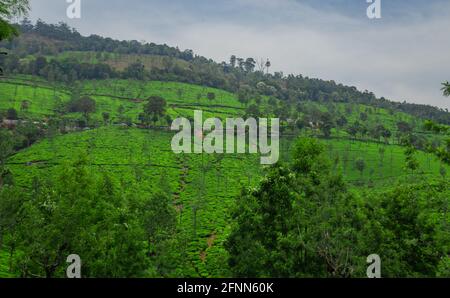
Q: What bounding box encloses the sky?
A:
[26,0,450,109]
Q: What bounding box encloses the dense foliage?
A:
[0,0,29,41]
[226,138,449,277]
[0,155,184,277]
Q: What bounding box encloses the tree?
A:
[230,55,236,68]
[77,96,96,119]
[143,96,167,126]
[274,104,290,121]
[141,192,176,260]
[245,104,260,119]
[102,112,110,125]
[117,104,126,122]
[268,97,277,108]
[381,128,392,144]
[370,124,390,143]
[0,0,30,41]
[20,100,30,112]
[336,116,347,128]
[355,158,366,177]
[124,62,145,80]
[6,107,17,120]
[423,119,450,164]
[397,121,412,134]
[369,125,381,141]
[66,93,96,120]
[359,112,368,122]
[0,129,14,187]
[33,56,47,75]
[16,121,41,147]
[439,166,446,179]
[0,185,24,250]
[404,145,419,173]
[346,121,360,140]
[363,182,450,277]
[8,157,150,277]
[441,81,450,97]
[237,90,249,107]
[0,129,14,166]
[206,92,215,102]
[244,58,256,72]
[265,59,271,74]
[226,138,365,277]
[237,57,244,70]
[320,112,334,138]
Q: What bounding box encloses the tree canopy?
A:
[0,0,29,41]
[226,137,449,277]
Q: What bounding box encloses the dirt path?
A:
[200,233,217,262]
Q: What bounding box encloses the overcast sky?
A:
[27,0,450,109]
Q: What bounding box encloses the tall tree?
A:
[206,92,215,102]
[244,58,256,72]
[265,59,271,74]
[441,81,450,97]
[143,96,167,126]
[355,158,366,178]
[8,157,150,277]
[320,112,334,138]
[0,0,27,75]
[226,138,365,277]
[229,55,236,68]
[0,0,29,41]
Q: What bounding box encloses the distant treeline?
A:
[1,19,449,125]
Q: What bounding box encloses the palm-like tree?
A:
[442,81,450,97]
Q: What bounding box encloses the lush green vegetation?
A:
[0,78,246,122]
[1,119,447,277]
[1,126,263,277]
[0,16,449,278]
[226,138,449,277]
[1,20,449,124]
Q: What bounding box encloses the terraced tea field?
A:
[1,76,448,277]
[5,126,263,277]
[0,77,249,122]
